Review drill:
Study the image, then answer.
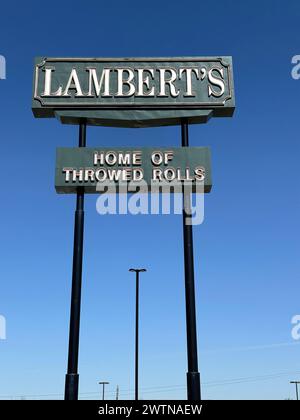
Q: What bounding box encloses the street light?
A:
[290,381,300,400]
[99,381,109,400]
[129,268,147,400]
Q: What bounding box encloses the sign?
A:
[55,147,212,193]
[33,57,235,127]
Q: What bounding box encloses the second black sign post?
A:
[64,121,86,400]
[181,119,201,400]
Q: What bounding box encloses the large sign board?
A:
[33,57,235,127]
[55,147,212,193]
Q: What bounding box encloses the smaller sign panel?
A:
[55,147,212,194]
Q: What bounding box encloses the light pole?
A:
[64,122,86,400]
[99,381,109,400]
[290,381,300,400]
[129,268,147,400]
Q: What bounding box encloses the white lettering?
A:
[208,67,225,97]
[179,68,200,96]
[87,68,111,96]
[136,68,155,96]
[42,68,62,96]
[116,68,135,97]
[63,69,84,97]
[158,69,180,97]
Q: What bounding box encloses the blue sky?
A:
[0,0,300,400]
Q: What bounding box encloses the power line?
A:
[0,369,299,399]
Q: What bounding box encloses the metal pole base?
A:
[187,371,201,400]
[65,373,79,400]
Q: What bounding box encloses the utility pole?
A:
[129,268,147,400]
[99,381,109,400]
[290,381,300,400]
[116,385,119,400]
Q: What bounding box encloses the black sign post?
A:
[64,121,86,400]
[181,119,201,400]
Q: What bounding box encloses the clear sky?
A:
[0,0,299,400]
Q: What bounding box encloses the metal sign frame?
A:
[32,56,235,127]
